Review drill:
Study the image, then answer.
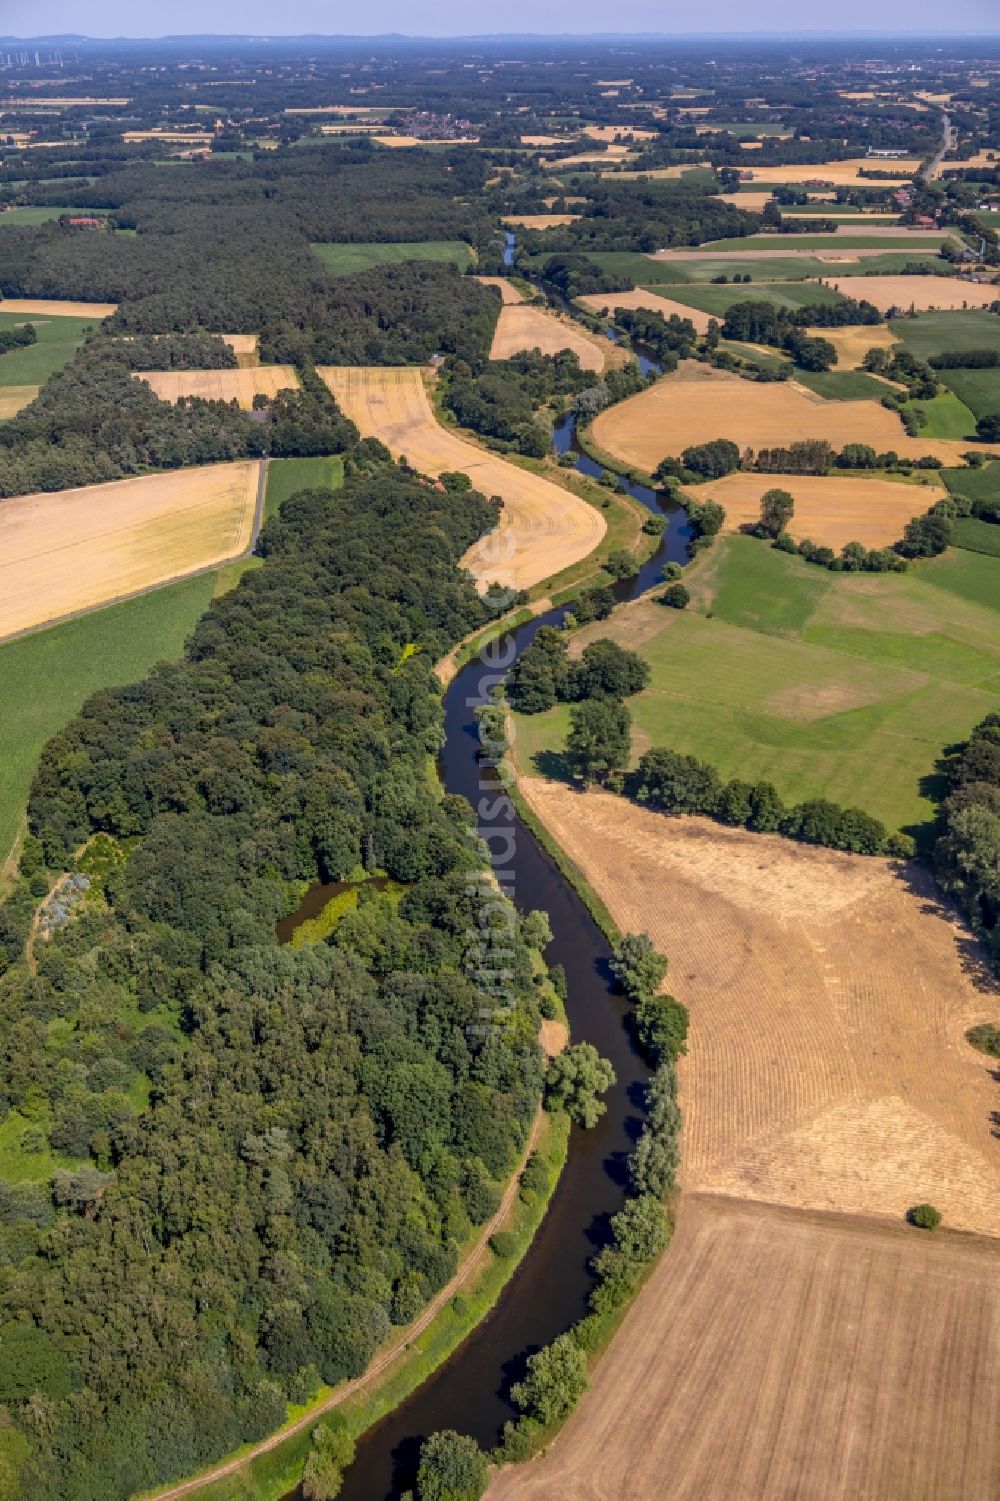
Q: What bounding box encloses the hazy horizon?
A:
[2,0,998,42]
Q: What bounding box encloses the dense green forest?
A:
[0,461,557,1498]
[0,342,355,496]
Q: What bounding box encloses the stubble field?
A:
[696,470,943,549]
[828,274,1000,313]
[134,366,300,407]
[588,363,986,467]
[0,460,260,640]
[577,287,713,334]
[488,1194,1000,1501]
[489,304,611,370]
[318,365,605,592]
[515,779,1000,1233]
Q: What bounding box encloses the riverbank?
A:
[142,1108,571,1501]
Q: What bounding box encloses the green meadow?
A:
[891,310,1000,421]
[514,536,1000,838]
[0,309,99,387]
[311,240,472,276]
[0,577,223,871]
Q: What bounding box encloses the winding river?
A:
[288,338,689,1501]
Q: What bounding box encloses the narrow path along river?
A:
[282,393,691,1498]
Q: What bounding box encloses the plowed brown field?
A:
[489,305,610,371]
[516,781,1000,1234]
[135,366,299,407]
[0,461,259,640]
[696,471,943,549]
[317,366,605,592]
[488,1195,1000,1501]
[589,363,984,467]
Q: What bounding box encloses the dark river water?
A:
[283,356,689,1501]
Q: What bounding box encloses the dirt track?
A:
[318,366,605,593]
[488,1195,1000,1501]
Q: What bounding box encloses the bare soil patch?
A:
[134,366,299,408]
[577,288,713,334]
[696,470,944,550]
[318,366,605,593]
[588,363,983,468]
[488,1195,1000,1501]
[0,461,259,640]
[489,305,611,372]
[827,274,1000,313]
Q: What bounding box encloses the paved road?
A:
[924,112,955,182]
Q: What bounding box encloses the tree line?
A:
[0,461,562,1499]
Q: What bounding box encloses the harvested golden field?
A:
[134,366,299,408]
[603,162,709,180]
[318,366,605,592]
[515,780,1000,1233]
[0,296,117,318]
[577,288,713,334]
[373,134,477,147]
[718,190,775,210]
[123,130,213,143]
[520,134,566,147]
[219,333,260,366]
[803,321,898,367]
[0,384,39,419]
[473,276,525,304]
[729,157,921,184]
[490,305,611,371]
[828,274,1000,312]
[581,124,656,142]
[588,364,981,468]
[501,213,581,228]
[488,1195,1000,1501]
[697,470,943,550]
[0,461,259,640]
[544,146,632,168]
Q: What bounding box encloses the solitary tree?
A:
[908,1203,942,1231]
[757,487,795,539]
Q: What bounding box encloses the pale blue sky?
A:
[1,0,997,38]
